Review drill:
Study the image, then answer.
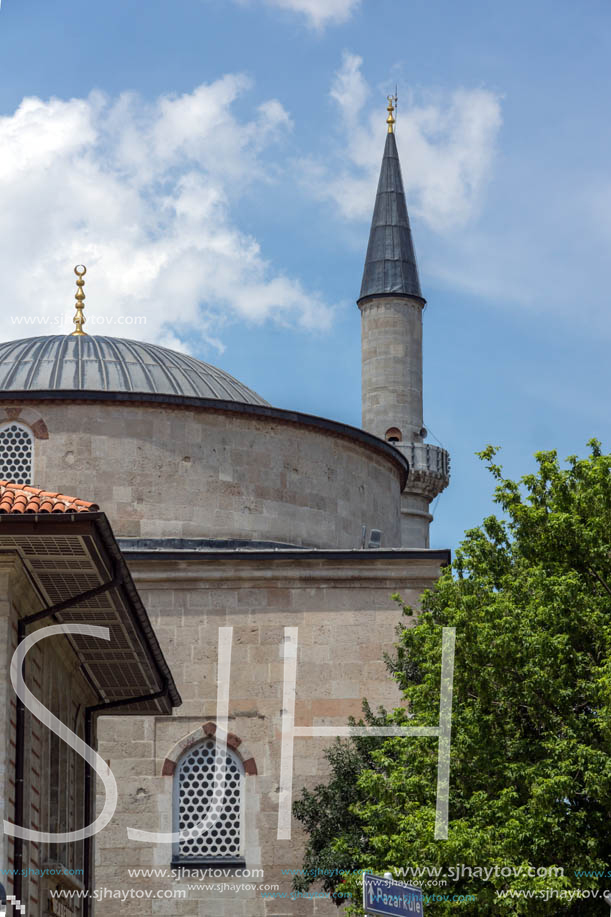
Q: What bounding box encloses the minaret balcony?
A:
[396,441,451,499]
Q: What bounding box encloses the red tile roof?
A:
[0,482,99,514]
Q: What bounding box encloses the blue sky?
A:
[0,0,610,550]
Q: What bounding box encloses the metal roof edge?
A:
[119,541,452,565]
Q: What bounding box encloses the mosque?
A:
[0,99,450,916]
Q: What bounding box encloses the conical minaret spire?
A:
[357,97,449,548]
[359,99,423,304]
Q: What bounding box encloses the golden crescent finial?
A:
[72,264,88,336]
[386,95,396,134]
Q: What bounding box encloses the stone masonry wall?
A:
[0,401,404,548]
[94,551,446,917]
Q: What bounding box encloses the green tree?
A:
[293,443,611,914]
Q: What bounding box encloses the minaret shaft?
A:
[359,294,424,443]
[358,101,450,548]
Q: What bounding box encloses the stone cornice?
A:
[123,548,450,589]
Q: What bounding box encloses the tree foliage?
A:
[293,443,611,913]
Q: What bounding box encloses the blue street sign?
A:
[363,872,424,916]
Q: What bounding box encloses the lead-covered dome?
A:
[0,335,268,405]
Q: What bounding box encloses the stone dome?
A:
[0,334,268,405]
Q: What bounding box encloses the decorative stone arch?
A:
[161,722,257,777]
[1,406,49,440]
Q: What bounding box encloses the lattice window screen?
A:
[0,423,33,485]
[175,741,243,860]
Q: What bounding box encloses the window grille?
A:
[0,423,34,485]
[174,741,243,862]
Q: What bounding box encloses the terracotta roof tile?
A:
[0,481,100,515]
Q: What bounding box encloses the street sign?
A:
[363,872,424,916]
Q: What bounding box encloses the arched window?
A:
[385,426,402,444]
[0,422,34,485]
[173,741,244,865]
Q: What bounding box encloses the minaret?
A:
[358,97,450,548]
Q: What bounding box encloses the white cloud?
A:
[309,57,610,333]
[242,0,360,29]
[330,49,370,124]
[304,53,502,232]
[0,78,333,350]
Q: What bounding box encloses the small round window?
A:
[0,423,34,485]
